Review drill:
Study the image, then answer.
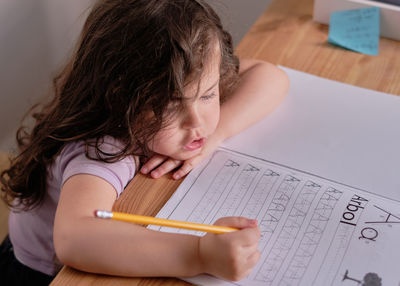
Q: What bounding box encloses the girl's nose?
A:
[182,106,202,129]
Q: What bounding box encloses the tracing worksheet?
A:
[150,149,400,286]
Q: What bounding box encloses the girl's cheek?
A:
[211,105,221,131]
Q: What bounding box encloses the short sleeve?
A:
[58,138,136,197]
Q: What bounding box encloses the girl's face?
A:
[150,50,221,161]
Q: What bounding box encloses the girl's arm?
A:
[142,59,289,179]
[53,174,259,280]
[213,59,289,144]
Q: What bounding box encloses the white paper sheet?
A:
[222,67,400,202]
[150,68,400,285]
[151,149,400,285]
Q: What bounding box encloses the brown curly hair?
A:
[0,0,239,210]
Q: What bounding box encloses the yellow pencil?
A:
[94,210,238,234]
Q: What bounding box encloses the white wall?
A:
[0,0,93,152]
[209,0,272,47]
[0,0,271,152]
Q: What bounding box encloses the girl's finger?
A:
[150,159,182,178]
[172,160,195,180]
[245,227,261,245]
[140,155,168,174]
[214,216,258,229]
[246,249,261,269]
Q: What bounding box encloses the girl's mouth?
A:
[184,138,205,151]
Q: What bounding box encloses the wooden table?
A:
[51,0,400,285]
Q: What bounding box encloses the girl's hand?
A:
[140,154,182,179]
[198,217,261,281]
[140,133,223,179]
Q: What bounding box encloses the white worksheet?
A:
[150,149,400,286]
[150,68,400,285]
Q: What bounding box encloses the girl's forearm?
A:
[54,217,203,277]
[216,60,289,141]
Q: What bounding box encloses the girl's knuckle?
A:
[185,161,194,170]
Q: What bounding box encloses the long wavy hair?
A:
[0,0,239,210]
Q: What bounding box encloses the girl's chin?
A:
[173,148,202,161]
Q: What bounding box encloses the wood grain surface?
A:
[235,0,400,95]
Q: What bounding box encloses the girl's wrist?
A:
[194,235,206,276]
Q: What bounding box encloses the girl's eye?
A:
[200,92,216,101]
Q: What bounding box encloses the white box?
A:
[313,0,400,41]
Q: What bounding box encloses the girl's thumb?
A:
[214,216,258,229]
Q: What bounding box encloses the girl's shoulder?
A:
[61,136,129,158]
[51,136,136,197]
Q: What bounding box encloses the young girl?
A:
[0,0,288,284]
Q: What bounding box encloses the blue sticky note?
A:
[328,7,380,55]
